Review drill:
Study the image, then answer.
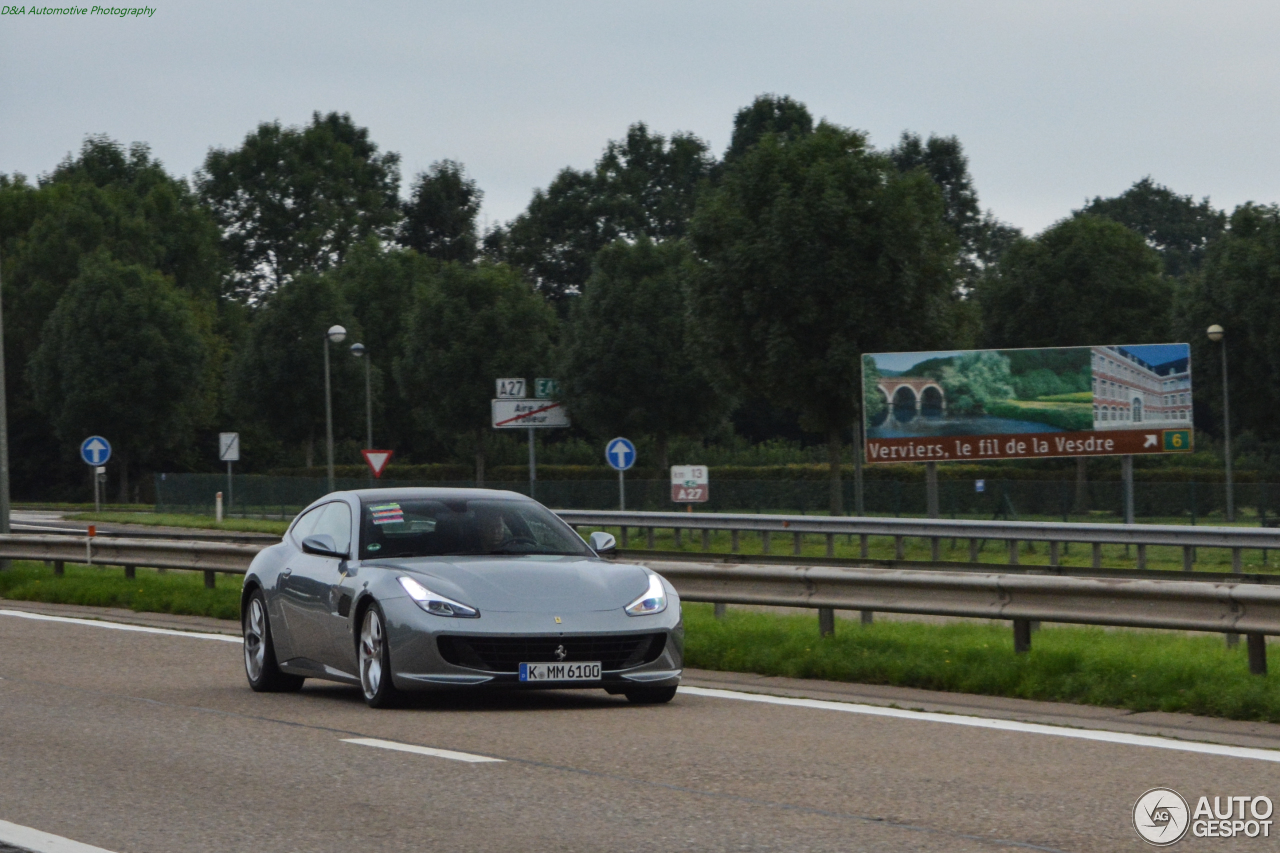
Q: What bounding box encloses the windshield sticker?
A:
[366,542,381,552]
[370,503,404,525]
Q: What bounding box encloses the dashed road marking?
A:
[0,609,241,643]
[341,737,504,763]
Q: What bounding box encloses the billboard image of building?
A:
[863,344,1193,463]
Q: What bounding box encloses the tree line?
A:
[1,94,1272,511]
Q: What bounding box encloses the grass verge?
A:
[0,561,241,620]
[684,603,1280,723]
[65,512,288,536]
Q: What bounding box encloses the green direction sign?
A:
[535,378,560,399]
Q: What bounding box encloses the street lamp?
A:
[1207,324,1234,523]
[324,324,347,493]
[350,342,373,451]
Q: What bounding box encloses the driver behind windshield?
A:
[358,497,592,560]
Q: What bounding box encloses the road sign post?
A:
[671,465,710,505]
[219,432,240,513]
[493,382,570,497]
[80,436,111,511]
[605,438,636,510]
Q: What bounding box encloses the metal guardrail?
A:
[0,524,1274,675]
[558,510,1280,572]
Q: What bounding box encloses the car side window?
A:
[290,504,327,546]
[311,502,353,556]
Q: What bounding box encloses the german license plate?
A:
[519,662,601,682]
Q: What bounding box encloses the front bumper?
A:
[380,595,684,692]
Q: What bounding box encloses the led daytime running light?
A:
[397,576,479,618]
[625,573,667,616]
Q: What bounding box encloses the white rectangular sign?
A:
[670,465,708,486]
[491,399,571,429]
[218,432,240,462]
[495,378,527,399]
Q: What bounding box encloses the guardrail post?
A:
[1007,540,1018,565]
[1248,634,1267,675]
[859,534,868,558]
[1049,542,1059,567]
[702,529,710,552]
[825,533,835,557]
[646,527,655,549]
[793,532,803,556]
[1183,546,1194,572]
[621,527,628,548]
[1232,548,1242,573]
[124,565,136,580]
[1092,543,1102,568]
[1136,544,1147,570]
[762,531,771,555]
[930,537,940,561]
[731,530,740,553]
[674,528,682,549]
[1227,633,1239,648]
[1013,619,1032,653]
[968,539,979,562]
[860,610,873,626]
[894,536,904,560]
[53,560,64,576]
[204,570,216,589]
[818,607,835,637]
[714,603,726,619]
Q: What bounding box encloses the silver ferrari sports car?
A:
[240,488,682,708]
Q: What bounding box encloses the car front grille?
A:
[437,633,666,673]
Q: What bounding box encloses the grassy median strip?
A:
[65,512,288,535]
[682,603,1280,723]
[0,561,241,620]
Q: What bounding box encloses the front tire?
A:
[243,589,304,693]
[624,686,677,705]
[359,603,401,708]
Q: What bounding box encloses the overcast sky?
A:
[3,1,1278,235]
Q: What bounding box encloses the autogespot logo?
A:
[1133,788,1190,846]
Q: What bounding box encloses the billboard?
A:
[862,344,1193,463]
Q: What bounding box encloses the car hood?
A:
[365,555,652,612]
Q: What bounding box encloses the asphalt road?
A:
[1,604,1279,852]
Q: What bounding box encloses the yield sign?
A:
[361,450,394,478]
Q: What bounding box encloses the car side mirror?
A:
[588,531,617,557]
[301,534,348,559]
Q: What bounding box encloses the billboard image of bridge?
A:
[862,344,1193,463]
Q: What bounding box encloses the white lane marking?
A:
[0,818,119,853]
[680,686,1280,763]
[342,737,504,763]
[0,609,242,644]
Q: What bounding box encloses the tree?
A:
[500,123,714,302]
[939,352,1015,414]
[723,94,814,165]
[1,136,223,500]
[979,214,1171,349]
[198,112,401,300]
[560,238,729,472]
[1080,178,1226,278]
[688,119,960,513]
[27,253,208,499]
[889,132,1022,285]
[230,275,364,466]
[395,263,557,482]
[399,160,481,262]
[1175,204,1280,443]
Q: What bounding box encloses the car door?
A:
[278,502,350,669]
[271,503,325,662]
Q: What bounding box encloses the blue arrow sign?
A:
[605,437,636,471]
[80,436,111,466]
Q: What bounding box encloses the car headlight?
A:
[398,576,479,618]
[625,573,667,616]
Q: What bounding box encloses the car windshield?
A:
[357,497,594,559]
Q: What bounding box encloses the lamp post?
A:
[324,324,347,493]
[1207,324,1233,523]
[350,343,373,484]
